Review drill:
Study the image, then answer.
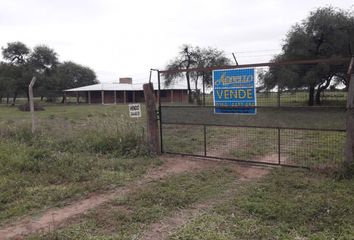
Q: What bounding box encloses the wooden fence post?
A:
[143,83,160,154]
[29,76,37,134]
[345,57,354,166]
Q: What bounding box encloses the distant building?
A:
[64,78,188,104]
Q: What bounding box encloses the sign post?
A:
[212,68,256,114]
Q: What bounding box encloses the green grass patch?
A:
[170,169,354,240]
[28,168,238,240]
[0,104,159,225]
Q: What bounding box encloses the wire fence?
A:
[161,123,345,168]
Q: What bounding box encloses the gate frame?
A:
[154,57,353,168]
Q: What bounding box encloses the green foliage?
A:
[1,42,30,65]
[164,44,230,103]
[29,45,59,74]
[261,7,354,105]
[38,61,98,101]
[0,41,97,104]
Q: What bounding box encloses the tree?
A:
[0,41,97,104]
[163,45,198,103]
[163,45,230,103]
[56,61,98,88]
[0,62,17,104]
[29,45,59,75]
[0,61,24,104]
[261,7,354,105]
[1,42,31,104]
[2,42,30,65]
[1,43,59,104]
[43,61,98,102]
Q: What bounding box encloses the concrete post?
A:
[143,83,160,154]
[114,91,117,104]
[76,91,79,104]
[345,73,354,166]
[101,90,105,104]
[29,77,37,133]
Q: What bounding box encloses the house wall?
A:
[171,90,188,102]
[155,90,188,103]
[116,91,125,103]
[135,91,145,102]
[79,89,188,104]
[104,91,115,104]
[90,91,102,104]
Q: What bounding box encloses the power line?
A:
[226,48,282,54]
[237,53,279,58]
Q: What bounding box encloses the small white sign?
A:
[129,103,141,118]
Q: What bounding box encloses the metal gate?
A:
[156,58,351,168]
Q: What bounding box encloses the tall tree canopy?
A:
[163,44,230,103]
[40,61,98,102]
[2,41,30,65]
[261,7,354,105]
[0,41,97,104]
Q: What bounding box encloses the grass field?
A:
[26,168,354,240]
[170,169,354,240]
[28,168,238,239]
[0,103,159,225]
[0,101,353,239]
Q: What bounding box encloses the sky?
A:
[0,0,353,84]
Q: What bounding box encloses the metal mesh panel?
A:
[280,129,345,168]
[162,124,204,155]
[161,106,345,130]
[206,126,278,164]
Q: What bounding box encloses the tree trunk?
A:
[61,94,66,104]
[12,92,18,105]
[195,79,202,105]
[185,52,193,104]
[26,90,30,102]
[0,96,2,104]
[308,86,315,106]
[315,79,331,105]
[186,72,193,103]
[6,94,9,104]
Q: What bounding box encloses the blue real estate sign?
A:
[213,68,256,114]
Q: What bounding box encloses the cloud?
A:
[0,0,353,82]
